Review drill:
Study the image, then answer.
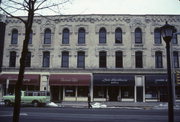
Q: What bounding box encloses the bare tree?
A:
[0,0,70,122]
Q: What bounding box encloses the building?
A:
[0,14,180,102]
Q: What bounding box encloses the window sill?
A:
[61,44,70,46]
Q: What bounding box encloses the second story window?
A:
[135,51,143,68]
[172,29,178,44]
[43,51,50,67]
[116,51,123,68]
[62,28,70,44]
[155,51,163,68]
[99,27,106,44]
[28,30,33,44]
[25,52,31,67]
[173,51,179,68]
[44,28,51,44]
[11,29,18,44]
[9,51,16,67]
[99,51,106,68]
[61,51,69,68]
[135,28,142,44]
[154,28,161,44]
[78,28,85,44]
[115,28,122,44]
[77,51,85,68]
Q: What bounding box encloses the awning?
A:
[49,74,91,86]
[0,74,40,86]
[145,74,167,86]
[93,74,135,86]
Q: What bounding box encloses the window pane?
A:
[62,51,69,68]
[11,29,18,44]
[173,51,179,68]
[25,52,31,67]
[62,28,69,44]
[154,28,161,44]
[77,51,85,68]
[78,28,85,44]
[65,86,75,97]
[115,28,122,43]
[155,51,163,68]
[43,52,50,67]
[99,51,106,68]
[135,28,142,44]
[116,51,123,68]
[99,28,106,43]
[135,51,143,68]
[78,86,88,97]
[94,86,106,98]
[44,29,51,44]
[9,51,16,67]
[172,29,178,44]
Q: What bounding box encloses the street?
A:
[0,106,180,122]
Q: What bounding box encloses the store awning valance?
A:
[49,74,91,86]
[145,74,167,86]
[93,74,135,86]
[0,74,40,86]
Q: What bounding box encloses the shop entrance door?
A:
[108,86,119,101]
[136,86,143,102]
[51,86,60,102]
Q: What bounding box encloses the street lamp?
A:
[160,22,176,122]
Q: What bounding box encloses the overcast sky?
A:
[59,0,180,15]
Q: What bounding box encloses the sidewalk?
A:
[57,101,180,109]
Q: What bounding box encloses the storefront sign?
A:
[145,74,167,86]
[94,74,135,86]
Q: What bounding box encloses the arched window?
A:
[135,28,142,44]
[99,51,106,68]
[115,28,122,44]
[62,28,70,44]
[61,51,69,68]
[135,51,143,68]
[44,28,51,44]
[9,51,16,67]
[172,29,178,44]
[115,51,123,68]
[43,51,50,67]
[154,28,161,44]
[11,29,18,44]
[99,28,106,43]
[78,28,85,44]
[155,51,163,68]
[77,51,85,68]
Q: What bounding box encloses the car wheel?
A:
[32,101,39,107]
[4,100,11,106]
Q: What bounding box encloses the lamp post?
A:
[160,22,175,122]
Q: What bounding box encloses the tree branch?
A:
[0,7,26,24]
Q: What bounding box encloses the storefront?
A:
[49,74,91,102]
[0,74,40,95]
[145,74,168,102]
[93,74,135,102]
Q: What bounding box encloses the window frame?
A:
[11,29,18,44]
[43,51,50,67]
[135,28,142,44]
[135,51,143,68]
[77,51,85,68]
[61,51,69,68]
[78,28,85,44]
[115,51,123,68]
[9,51,16,67]
[155,51,163,68]
[44,28,51,44]
[154,28,161,44]
[115,28,122,44]
[99,28,106,44]
[62,28,70,44]
[173,51,179,68]
[99,51,107,68]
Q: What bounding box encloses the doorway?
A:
[136,86,143,102]
[108,86,119,101]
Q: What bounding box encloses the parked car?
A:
[3,91,50,107]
